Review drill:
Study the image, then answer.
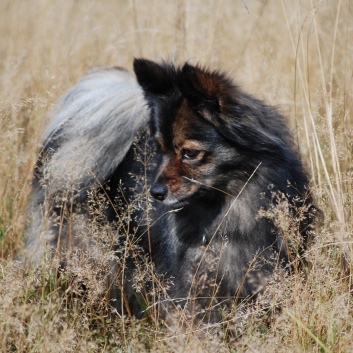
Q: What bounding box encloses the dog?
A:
[25,59,314,319]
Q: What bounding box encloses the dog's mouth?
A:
[150,183,190,208]
[149,194,189,209]
[149,180,212,209]
[162,197,190,209]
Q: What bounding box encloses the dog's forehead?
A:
[172,99,192,133]
[153,97,186,144]
[153,93,180,130]
[173,99,219,141]
[155,96,220,149]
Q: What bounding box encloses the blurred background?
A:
[3,0,353,248]
[1,0,352,284]
[1,0,352,259]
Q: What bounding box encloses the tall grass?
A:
[1,0,352,351]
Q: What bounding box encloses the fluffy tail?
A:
[25,67,149,262]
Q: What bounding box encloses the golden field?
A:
[0,0,352,351]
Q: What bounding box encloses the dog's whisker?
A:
[183,176,236,198]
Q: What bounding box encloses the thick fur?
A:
[26,68,149,259]
[26,59,314,319]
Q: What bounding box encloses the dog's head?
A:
[133,59,292,208]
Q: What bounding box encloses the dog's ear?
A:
[133,58,176,96]
[180,63,288,154]
[179,63,236,119]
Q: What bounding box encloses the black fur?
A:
[27,59,315,319]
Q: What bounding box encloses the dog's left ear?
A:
[178,64,222,119]
[179,63,235,121]
[180,63,288,154]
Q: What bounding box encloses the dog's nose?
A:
[150,183,168,201]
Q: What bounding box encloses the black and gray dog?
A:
[26,59,314,317]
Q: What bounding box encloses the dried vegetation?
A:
[1,0,353,351]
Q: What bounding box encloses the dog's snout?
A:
[150,183,168,201]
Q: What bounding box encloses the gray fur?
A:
[25,68,149,262]
[41,68,148,194]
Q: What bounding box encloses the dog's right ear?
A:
[133,58,176,96]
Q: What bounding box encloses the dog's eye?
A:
[181,148,201,160]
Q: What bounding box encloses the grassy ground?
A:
[1,0,353,351]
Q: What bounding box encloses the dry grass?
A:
[1,0,353,351]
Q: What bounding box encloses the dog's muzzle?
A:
[150,183,168,201]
